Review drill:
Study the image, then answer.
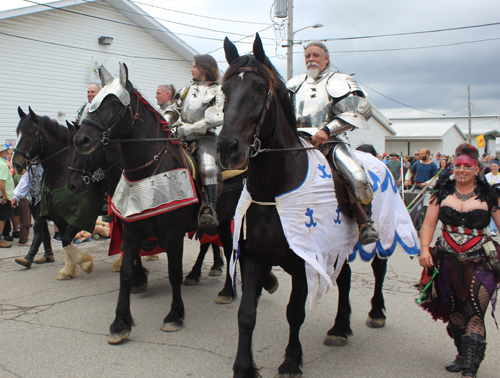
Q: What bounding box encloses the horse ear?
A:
[224,37,240,65]
[119,63,128,88]
[67,120,80,132]
[253,33,266,63]
[99,65,114,87]
[18,106,26,119]
[28,106,39,124]
[66,120,73,131]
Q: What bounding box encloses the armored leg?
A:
[197,135,219,228]
[330,143,379,245]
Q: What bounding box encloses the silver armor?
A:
[89,65,130,113]
[287,68,373,203]
[172,82,224,186]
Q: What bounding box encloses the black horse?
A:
[12,107,98,280]
[217,35,389,377]
[72,64,250,343]
[67,128,244,301]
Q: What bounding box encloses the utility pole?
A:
[467,85,471,144]
[286,0,293,81]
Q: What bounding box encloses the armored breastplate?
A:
[294,74,332,128]
[181,83,212,124]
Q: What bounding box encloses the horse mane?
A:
[17,114,68,142]
[126,81,170,132]
[223,54,297,134]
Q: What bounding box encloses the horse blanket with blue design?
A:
[230,139,419,308]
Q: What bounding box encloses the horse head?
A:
[217,34,296,170]
[73,63,132,155]
[13,106,54,173]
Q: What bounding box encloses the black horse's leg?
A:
[131,255,149,294]
[161,235,185,332]
[277,263,307,377]
[216,218,236,304]
[184,242,211,285]
[233,248,266,378]
[325,260,353,346]
[209,244,224,276]
[366,256,387,328]
[108,230,142,344]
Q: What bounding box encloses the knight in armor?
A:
[156,84,176,117]
[286,42,379,245]
[162,55,223,228]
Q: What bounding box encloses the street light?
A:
[284,16,323,80]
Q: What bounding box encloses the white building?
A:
[347,106,396,155]
[0,0,197,145]
[390,116,500,156]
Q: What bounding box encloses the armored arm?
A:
[177,85,224,138]
[323,74,371,137]
[162,86,189,126]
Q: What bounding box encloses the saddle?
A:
[181,142,246,209]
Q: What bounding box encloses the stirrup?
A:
[359,221,380,245]
[198,205,219,228]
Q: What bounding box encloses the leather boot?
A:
[199,184,219,228]
[352,202,380,245]
[445,323,466,372]
[15,232,43,269]
[35,231,55,264]
[461,333,486,378]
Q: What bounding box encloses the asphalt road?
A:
[1,235,499,378]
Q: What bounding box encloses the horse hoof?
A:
[274,373,302,378]
[57,274,73,280]
[161,322,182,332]
[183,278,199,286]
[108,330,130,345]
[366,316,386,328]
[81,261,94,274]
[323,335,348,346]
[215,295,234,304]
[208,268,223,277]
[131,282,148,294]
[145,255,159,261]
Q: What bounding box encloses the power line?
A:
[292,37,500,53]
[22,0,274,44]
[132,0,271,26]
[302,21,500,42]
[82,0,275,40]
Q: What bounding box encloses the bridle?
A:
[232,67,273,158]
[79,88,181,175]
[13,117,69,167]
[230,67,322,157]
[68,155,122,185]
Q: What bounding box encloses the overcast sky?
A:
[3,0,500,119]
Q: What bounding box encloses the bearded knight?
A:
[286,41,379,245]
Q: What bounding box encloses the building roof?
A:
[391,116,500,138]
[386,122,467,140]
[0,0,198,61]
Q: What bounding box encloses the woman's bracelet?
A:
[421,244,430,248]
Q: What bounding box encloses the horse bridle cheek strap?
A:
[13,120,42,164]
[82,104,130,145]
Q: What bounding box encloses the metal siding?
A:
[0,1,193,143]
